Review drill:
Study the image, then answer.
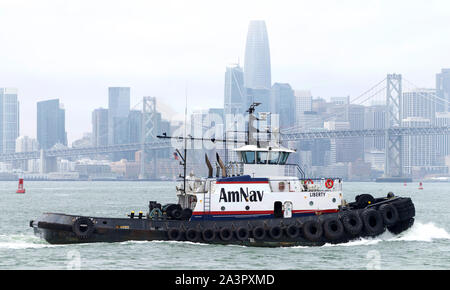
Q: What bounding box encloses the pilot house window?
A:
[268,152,280,164]
[279,152,290,165]
[242,151,255,164]
[257,152,268,164]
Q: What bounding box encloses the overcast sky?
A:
[1,0,450,144]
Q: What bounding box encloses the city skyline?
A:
[1,1,450,143]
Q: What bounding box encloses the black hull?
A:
[30,197,415,247]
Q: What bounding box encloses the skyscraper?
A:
[0,88,19,154]
[108,87,130,146]
[244,20,271,90]
[92,108,109,147]
[128,110,142,144]
[364,105,386,151]
[436,68,450,112]
[294,90,313,129]
[37,99,67,150]
[402,89,436,123]
[224,64,245,116]
[270,83,295,129]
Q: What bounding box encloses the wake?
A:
[0,234,58,250]
[325,221,450,247]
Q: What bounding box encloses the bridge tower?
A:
[139,97,157,179]
[384,74,403,177]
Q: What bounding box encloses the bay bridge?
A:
[1,74,449,179]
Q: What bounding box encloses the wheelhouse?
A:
[236,145,295,165]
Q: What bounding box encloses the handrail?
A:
[285,163,305,179]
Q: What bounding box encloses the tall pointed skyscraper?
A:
[244,20,271,90]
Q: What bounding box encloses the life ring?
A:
[252,226,266,240]
[201,228,216,242]
[325,179,334,189]
[361,208,384,236]
[236,227,249,241]
[219,227,233,241]
[378,204,399,226]
[168,228,183,241]
[341,211,363,236]
[72,217,95,239]
[302,220,323,242]
[323,217,344,240]
[304,179,314,185]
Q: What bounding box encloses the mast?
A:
[183,85,188,194]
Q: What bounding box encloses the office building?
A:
[37,99,67,150]
[270,83,295,129]
[244,20,271,90]
[403,89,436,123]
[108,87,130,146]
[0,88,19,154]
[402,117,442,175]
[92,108,108,147]
[436,68,450,112]
[224,64,245,116]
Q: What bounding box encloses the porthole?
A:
[245,205,250,210]
[309,201,314,206]
[332,198,336,203]
[221,206,225,211]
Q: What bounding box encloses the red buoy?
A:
[418,182,423,190]
[16,178,25,194]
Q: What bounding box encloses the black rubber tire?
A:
[378,203,399,226]
[236,227,249,241]
[387,218,415,235]
[341,211,363,236]
[252,226,266,240]
[361,208,384,236]
[186,228,199,242]
[269,226,282,240]
[323,217,344,241]
[181,208,193,220]
[72,217,95,239]
[392,198,415,221]
[201,228,216,242]
[302,220,323,242]
[168,228,182,241]
[219,227,233,241]
[355,194,375,209]
[285,224,299,238]
[171,209,182,219]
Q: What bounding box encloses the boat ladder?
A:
[203,192,211,213]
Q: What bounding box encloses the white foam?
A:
[0,234,57,249]
[393,221,450,242]
[322,221,450,247]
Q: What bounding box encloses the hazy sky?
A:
[1,0,450,144]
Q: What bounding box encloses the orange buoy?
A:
[16,178,25,194]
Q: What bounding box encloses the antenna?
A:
[183,82,188,194]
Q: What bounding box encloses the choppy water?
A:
[0,181,449,269]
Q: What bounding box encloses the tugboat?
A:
[30,103,415,246]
